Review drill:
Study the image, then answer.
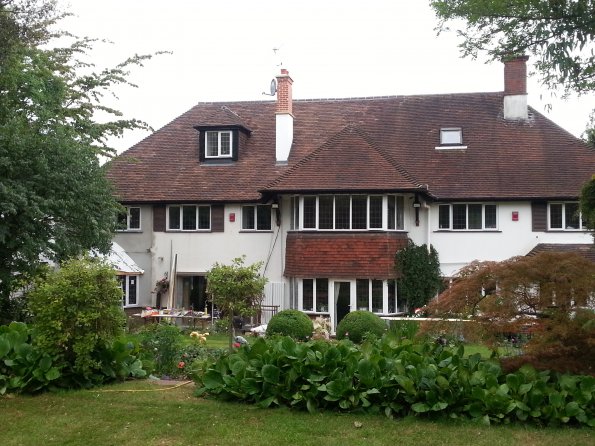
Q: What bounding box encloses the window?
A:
[205,130,232,158]
[242,205,272,231]
[440,127,463,145]
[118,275,138,307]
[356,279,385,312]
[301,278,329,312]
[167,205,211,230]
[548,202,584,230]
[438,203,497,230]
[295,195,405,231]
[117,206,141,231]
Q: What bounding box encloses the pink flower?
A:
[233,342,241,348]
[178,361,185,369]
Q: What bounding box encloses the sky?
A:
[60,0,594,153]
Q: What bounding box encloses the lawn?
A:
[1,381,592,446]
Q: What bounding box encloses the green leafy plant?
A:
[395,240,442,312]
[0,322,61,394]
[195,335,594,427]
[336,311,386,343]
[266,309,313,341]
[28,257,126,386]
[138,323,184,378]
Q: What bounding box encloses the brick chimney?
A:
[275,69,293,163]
[503,55,529,120]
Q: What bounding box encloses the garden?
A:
[1,254,594,445]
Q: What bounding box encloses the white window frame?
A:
[295,195,405,231]
[205,130,233,158]
[547,202,584,231]
[241,205,272,231]
[299,278,330,313]
[119,275,139,307]
[436,127,467,149]
[166,205,211,231]
[438,203,498,231]
[118,206,141,231]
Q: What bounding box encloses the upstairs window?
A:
[167,205,211,231]
[296,195,404,231]
[242,205,272,231]
[205,130,233,158]
[117,206,141,231]
[548,202,584,230]
[440,128,463,145]
[438,203,497,230]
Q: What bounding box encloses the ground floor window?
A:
[118,275,138,307]
[293,278,402,315]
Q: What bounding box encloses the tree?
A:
[206,257,267,349]
[0,0,157,313]
[580,175,595,238]
[428,252,595,373]
[431,0,595,140]
[395,240,442,312]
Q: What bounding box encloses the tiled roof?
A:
[107,93,595,203]
[527,243,595,263]
[265,125,421,193]
[284,232,408,278]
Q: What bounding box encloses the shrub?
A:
[266,310,313,341]
[28,257,126,385]
[138,323,184,377]
[336,311,386,343]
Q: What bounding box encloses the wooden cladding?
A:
[153,205,166,232]
[531,201,547,232]
[211,204,224,232]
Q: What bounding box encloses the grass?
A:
[1,381,592,446]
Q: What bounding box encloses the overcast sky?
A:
[61,0,594,152]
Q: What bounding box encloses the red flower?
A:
[178,361,185,369]
[233,342,241,348]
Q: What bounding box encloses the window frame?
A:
[300,278,329,313]
[117,206,141,231]
[205,130,233,159]
[438,203,498,231]
[166,205,211,231]
[241,205,272,231]
[118,275,139,307]
[294,195,405,231]
[547,202,585,231]
[439,127,463,146]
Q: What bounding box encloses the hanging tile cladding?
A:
[284,232,409,279]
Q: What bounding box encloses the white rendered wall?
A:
[422,202,592,277]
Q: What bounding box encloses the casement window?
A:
[117,206,141,231]
[167,205,211,231]
[242,205,272,231]
[296,195,404,231]
[302,278,329,312]
[205,130,233,158]
[356,279,384,312]
[548,202,584,230]
[438,203,497,230]
[118,275,138,307]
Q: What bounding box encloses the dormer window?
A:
[440,127,463,145]
[206,130,233,158]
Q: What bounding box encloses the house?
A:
[107,57,595,330]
